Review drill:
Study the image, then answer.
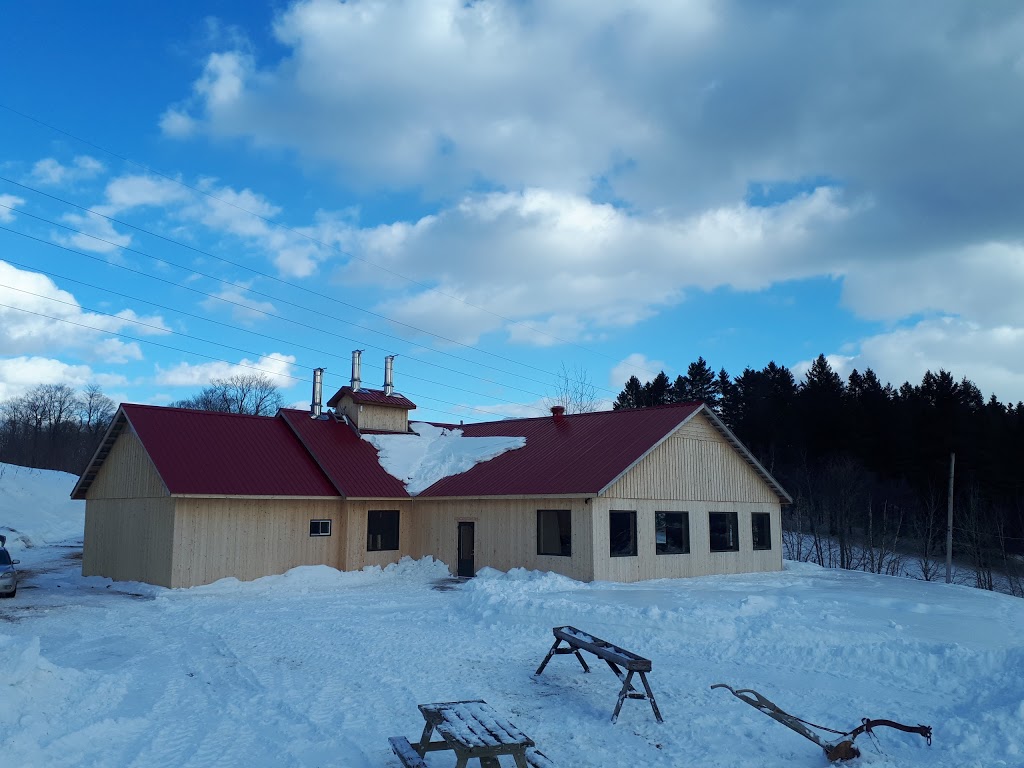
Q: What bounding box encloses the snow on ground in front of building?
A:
[364,422,526,494]
[0,462,83,553]
[2,467,1023,767]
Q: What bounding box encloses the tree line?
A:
[0,373,284,476]
[615,355,1024,596]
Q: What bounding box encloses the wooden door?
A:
[457,521,475,577]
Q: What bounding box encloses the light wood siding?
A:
[338,396,409,433]
[605,412,778,504]
[405,498,595,581]
[590,498,782,582]
[341,502,417,571]
[171,498,345,587]
[82,497,176,586]
[86,427,167,500]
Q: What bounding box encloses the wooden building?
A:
[74,377,791,588]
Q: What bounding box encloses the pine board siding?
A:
[82,497,176,586]
[590,498,782,582]
[342,502,416,571]
[605,412,778,504]
[86,426,168,500]
[406,499,595,581]
[338,398,409,432]
[171,499,345,587]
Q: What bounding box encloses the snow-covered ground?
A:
[2,462,1023,768]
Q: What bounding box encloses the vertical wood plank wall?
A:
[86,427,168,499]
[590,497,782,582]
[400,498,595,581]
[338,398,409,432]
[82,498,176,586]
[171,498,345,587]
[594,411,784,582]
[83,426,176,584]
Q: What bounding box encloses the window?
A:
[752,512,772,550]
[309,519,332,537]
[656,511,690,555]
[709,511,739,552]
[609,510,637,557]
[537,509,572,556]
[367,510,400,551]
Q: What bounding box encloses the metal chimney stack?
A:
[350,350,363,392]
[384,355,395,396]
[310,368,325,418]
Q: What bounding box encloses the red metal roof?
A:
[325,386,416,410]
[119,404,339,497]
[417,403,704,497]
[278,409,410,498]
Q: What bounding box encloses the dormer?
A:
[327,351,416,433]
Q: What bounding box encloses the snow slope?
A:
[2,464,1022,768]
[364,422,526,494]
[0,462,83,553]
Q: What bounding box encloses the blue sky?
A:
[3,0,1024,421]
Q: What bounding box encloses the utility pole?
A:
[945,452,955,584]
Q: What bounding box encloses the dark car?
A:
[0,534,19,598]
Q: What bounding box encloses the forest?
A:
[614,355,1024,596]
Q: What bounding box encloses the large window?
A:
[367,510,400,551]
[656,511,690,555]
[609,510,637,557]
[752,512,772,550]
[537,509,572,556]
[709,511,740,552]
[309,519,331,537]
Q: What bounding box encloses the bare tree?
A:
[547,363,600,414]
[172,373,284,416]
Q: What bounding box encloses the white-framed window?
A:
[309,519,332,537]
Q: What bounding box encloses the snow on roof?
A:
[362,422,526,495]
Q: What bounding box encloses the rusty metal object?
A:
[711,684,932,762]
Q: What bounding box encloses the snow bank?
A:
[0,462,84,552]
[363,422,525,494]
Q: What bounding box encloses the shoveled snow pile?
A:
[0,462,83,553]
[363,421,526,494]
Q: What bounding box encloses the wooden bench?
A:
[535,625,664,723]
[388,736,428,768]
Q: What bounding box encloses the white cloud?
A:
[0,194,24,223]
[344,186,851,345]
[0,260,168,363]
[154,352,297,388]
[201,283,277,324]
[0,357,127,401]
[103,174,193,212]
[610,353,668,389]
[29,156,104,186]
[58,212,132,254]
[159,108,198,138]
[812,318,1024,404]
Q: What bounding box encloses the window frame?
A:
[751,512,772,551]
[708,511,740,553]
[609,510,638,557]
[655,511,690,555]
[367,509,400,552]
[309,519,332,537]
[536,509,572,557]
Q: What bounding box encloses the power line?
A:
[0,102,642,369]
[0,254,550,403]
[0,280,550,414]
[0,179,574,384]
[0,301,521,422]
[0,217,567,395]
